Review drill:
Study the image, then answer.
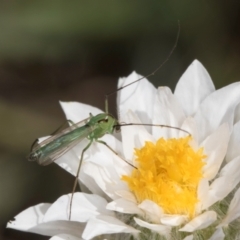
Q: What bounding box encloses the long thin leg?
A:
[69,139,93,220]
[96,140,136,169]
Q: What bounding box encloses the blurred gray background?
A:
[1,1,240,239]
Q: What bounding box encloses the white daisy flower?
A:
[7,60,240,240]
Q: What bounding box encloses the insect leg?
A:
[69,139,93,220]
[96,140,136,169]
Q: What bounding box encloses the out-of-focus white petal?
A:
[174,60,215,116]
[200,177,228,210]
[138,200,163,223]
[180,117,198,145]
[60,101,102,123]
[219,155,240,182]
[226,120,240,162]
[199,156,240,210]
[208,228,225,240]
[183,235,193,240]
[201,123,230,180]
[121,110,155,161]
[219,185,240,226]
[152,87,185,139]
[202,174,238,211]
[50,234,81,240]
[161,215,188,227]
[117,71,157,128]
[197,179,209,212]
[179,211,217,232]
[107,198,143,215]
[134,217,171,237]
[30,221,84,238]
[194,82,240,143]
[44,193,114,222]
[234,103,240,124]
[7,203,84,237]
[82,215,139,240]
[7,203,49,231]
[115,190,137,203]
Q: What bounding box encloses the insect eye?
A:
[115,125,121,132]
[98,118,108,123]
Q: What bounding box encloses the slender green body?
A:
[28,113,118,166]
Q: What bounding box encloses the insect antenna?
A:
[114,123,191,136]
[104,20,180,114]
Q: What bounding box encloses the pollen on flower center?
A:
[122,136,206,218]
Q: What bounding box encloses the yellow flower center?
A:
[122,136,206,218]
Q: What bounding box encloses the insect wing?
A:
[42,127,92,165]
[31,117,92,165]
[31,117,90,152]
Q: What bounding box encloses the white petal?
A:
[179,211,217,232]
[194,82,240,143]
[226,120,240,163]
[200,156,240,210]
[234,102,240,124]
[29,221,84,237]
[117,71,157,128]
[55,138,89,175]
[197,179,209,212]
[50,234,81,240]
[56,112,133,199]
[56,147,107,199]
[199,156,240,209]
[161,215,188,227]
[115,190,137,203]
[83,159,130,200]
[134,217,171,237]
[79,168,107,198]
[208,228,225,240]
[44,193,114,222]
[82,215,139,240]
[121,110,155,161]
[60,101,102,123]
[138,200,163,223]
[85,133,130,177]
[219,186,240,226]
[180,117,199,145]
[183,235,193,240]
[7,203,49,231]
[174,60,215,116]
[7,205,84,237]
[218,155,240,189]
[152,87,185,139]
[56,132,129,200]
[201,177,228,210]
[54,138,108,199]
[107,198,143,215]
[201,123,230,180]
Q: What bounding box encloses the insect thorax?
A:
[88,113,118,139]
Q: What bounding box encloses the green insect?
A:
[28,24,187,219]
